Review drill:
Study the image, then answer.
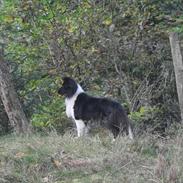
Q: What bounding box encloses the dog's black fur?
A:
[58,77,133,139]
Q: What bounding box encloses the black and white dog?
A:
[58,77,133,139]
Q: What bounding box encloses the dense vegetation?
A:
[0,0,183,135]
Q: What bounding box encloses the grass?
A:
[0,128,183,183]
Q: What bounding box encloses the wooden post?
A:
[0,48,31,134]
[169,32,183,123]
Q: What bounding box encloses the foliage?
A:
[0,0,183,134]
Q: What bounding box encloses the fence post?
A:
[169,32,183,123]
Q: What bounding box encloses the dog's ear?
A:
[61,77,68,84]
[62,76,71,82]
[62,77,66,82]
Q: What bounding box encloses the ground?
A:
[0,128,183,183]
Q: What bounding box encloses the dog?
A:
[58,77,133,139]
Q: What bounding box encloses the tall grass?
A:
[0,128,183,183]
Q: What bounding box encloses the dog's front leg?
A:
[75,120,87,137]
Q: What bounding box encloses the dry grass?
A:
[0,128,183,183]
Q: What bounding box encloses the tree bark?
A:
[169,32,183,123]
[0,49,31,134]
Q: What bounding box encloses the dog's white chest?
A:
[65,97,76,119]
[65,98,76,119]
[65,84,84,120]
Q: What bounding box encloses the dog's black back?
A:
[74,93,129,138]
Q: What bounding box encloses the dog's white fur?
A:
[75,119,89,137]
[65,84,88,136]
[65,84,84,119]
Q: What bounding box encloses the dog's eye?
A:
[66,86,71,89]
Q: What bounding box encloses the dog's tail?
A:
[114,107,134,139]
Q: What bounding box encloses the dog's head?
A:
[58,77,78,98]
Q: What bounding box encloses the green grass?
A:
[0,129,183,183]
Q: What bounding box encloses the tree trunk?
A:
[169,32,183,123]
[0,49,31,134]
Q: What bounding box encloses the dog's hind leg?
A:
[75,120,88,137]
[128,124,133,140]
[110,125,120,139]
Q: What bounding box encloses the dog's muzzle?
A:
[58,87,64,95]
